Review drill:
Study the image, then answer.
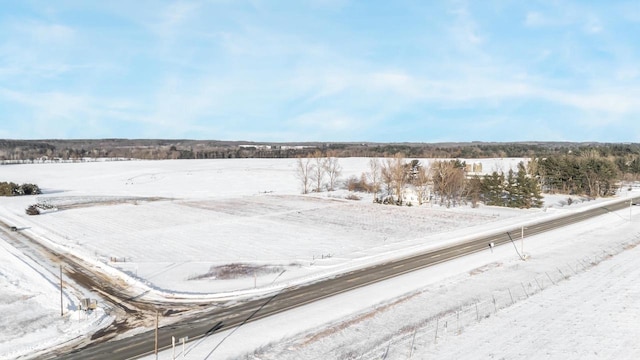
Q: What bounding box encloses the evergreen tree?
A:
[481,171,504,206]
[516,162,543,208]
[505,168,518,207]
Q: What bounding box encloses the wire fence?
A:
[359,232,640,360]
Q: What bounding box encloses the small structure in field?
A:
[80,298,98,311]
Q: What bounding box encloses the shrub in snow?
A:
[25,203,58,215]
[345,174,370,193]
[345,193,361,201]
[20,183,42,195]
[0,182,42,196]
[25,205,40,215]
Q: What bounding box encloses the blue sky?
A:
[1,1,639,142]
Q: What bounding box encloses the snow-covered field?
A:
[0,158,637,359]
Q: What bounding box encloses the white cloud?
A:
[525,7,604,35]
[584,16,603,34]
[524,11,547,27]
[291,110,359,132]
[287,57,640,122]
[620,2,640,23]
[307,0,349,10]
[448,0,485,49]
[615,67,639,81]
[27,22,75,43]
[0,86,146,138]
[368,71,423,98]
[539,89,638,115]
[155,1,200,36]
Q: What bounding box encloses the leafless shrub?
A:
[345,193,361,201]
[188,263,283,280]
[25,205,40,215]
[345,174,370,192]
[295,157,313,194]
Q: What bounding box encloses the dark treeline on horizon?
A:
[2,139,639,162]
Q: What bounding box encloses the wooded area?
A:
[294,147,634,209]
[3,139,639,162]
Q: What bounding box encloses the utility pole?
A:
[180,336,188,359]
[172,336,176,360]
[155,310,159,360]
[60,265,63,316]
[521,226,524,255]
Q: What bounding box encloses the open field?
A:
[0,158,530,296]
[3,157,634,359]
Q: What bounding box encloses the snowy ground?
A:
[0,158,532,299]
[139,199,640,360]
[0,158,637,359]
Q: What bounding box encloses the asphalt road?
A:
[51,196,639,359]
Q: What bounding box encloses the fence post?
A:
[409,328,417,358]
[535,278,543,291]
[382,340,391,360]
[557,267,567,279]
[475,303,479,321]
[521,282,529,298]
[546,272,556,285]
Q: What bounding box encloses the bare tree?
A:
[430,160,466,207]
[380,153,407,204]
[380,159,394,196]
[295,157,313,194]
[310,150,326,192]
[465,175,482,208]
[412,162,430,205]
[323,155,342,191]
[390,154,408,204]
[367,158,381,194]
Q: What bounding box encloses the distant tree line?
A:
[4,139,640,164]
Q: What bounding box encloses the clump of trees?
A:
[531,152,618,197]
[0,182,41,196]
[336,154,543,209]
[430,160,467,207]
[295,151,342,194]
[294,148,628,210]
[468,162,544,209]
[332,154,545,209]
[365,155,431,206]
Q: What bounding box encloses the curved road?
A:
[48,196,638,359]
